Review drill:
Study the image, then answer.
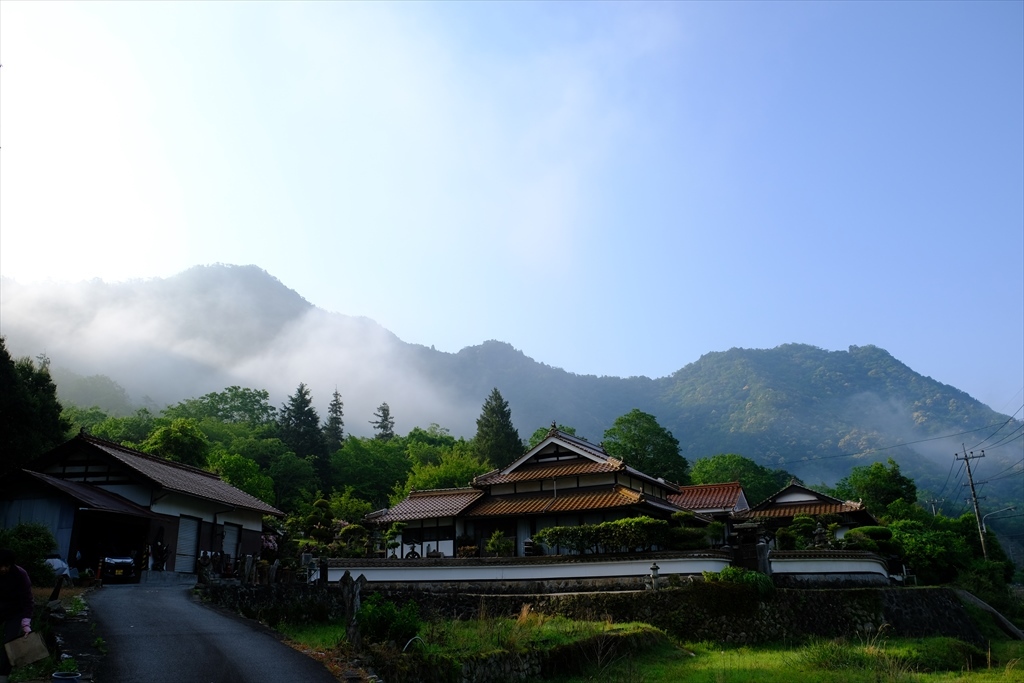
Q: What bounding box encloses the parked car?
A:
[102,555,138,583]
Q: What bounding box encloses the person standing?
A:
[0,548,34,683]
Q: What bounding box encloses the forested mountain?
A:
[2,265,1019,501]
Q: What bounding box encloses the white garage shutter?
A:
[223,523,241,561]
[175,517,200,574]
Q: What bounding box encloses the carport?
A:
[0,470,161,576]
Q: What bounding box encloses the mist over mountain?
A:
[2,264,1020,499]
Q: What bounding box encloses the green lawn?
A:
[278,611,1023,683]
[550,638,1024,683]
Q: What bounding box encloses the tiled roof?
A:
[735,501,866,519]
[464,486,646,517]
[71,434,283,516]
[669,482,745,511]
[23,471,156,517]
[474,460,623,485]
[372,488,484,523]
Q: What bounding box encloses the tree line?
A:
[3,336,1019,617]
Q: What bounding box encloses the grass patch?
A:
[550,638,1024,683]
[416,609,655,658]
[275,621,348,650]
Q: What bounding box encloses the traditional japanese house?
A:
[0,432,282,577]
[732,480,877,539]
[370,427,691,558]
[667,481,749,545]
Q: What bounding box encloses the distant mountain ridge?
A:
[1,264,1019,498]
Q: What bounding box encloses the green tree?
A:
[62,405,112,437]
[90,408,157,445]
[391,442,491,504]
[226,435,291,471]
[332,436,410,507]
[140,418,210,468]
[527,424,578,449]
[404,424,460,468]
[473,388,523,469]
[602,409,690,484]
[269,452,318,511]
[279,383,328,485]
[690,453,793,505]
[207,448,275,503]
[0,339,69,474]
[329,487,374,525]
[165,386,277,425]
[322,389,345,453]
[830,458,917,516]
[370,402,395,441]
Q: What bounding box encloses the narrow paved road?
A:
[88,584,338,683]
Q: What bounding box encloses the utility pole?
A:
[924,498,945,516]
[956,446,987,560]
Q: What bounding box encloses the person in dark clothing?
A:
[0,548,34,683]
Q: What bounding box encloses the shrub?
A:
[702,566,775,599]
[854,525,893,541]
[485,530,514,557]
[0,522,57,586]
[356,593,422,645]
[775,526,797,551]
[599,516,671,552]
[842,529,879,552]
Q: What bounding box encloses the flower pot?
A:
[52,673,82,681]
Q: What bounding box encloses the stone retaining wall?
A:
[201,582,985,646]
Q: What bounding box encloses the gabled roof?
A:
[487,428,677,491]
[34,433,283,516]
[499,428,610,474]
[371,488,483,524]
[669,481,749,513]
[734,481,873,522]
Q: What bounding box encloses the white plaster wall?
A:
[150,493,263,531]
[770,556,888,577]
[320,556,732,583]
[95,483,152,507]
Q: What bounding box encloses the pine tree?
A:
[474,388,523,469]
[370,402,395,441]
[279,383,328,483]
[323,389,345,453]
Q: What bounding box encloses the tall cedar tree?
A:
[278,383,329,484]
[370,402,395,441]
[0,340,69,475]
[323,389,345,453]
[474,388,523,469]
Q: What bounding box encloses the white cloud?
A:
[0,3,187,283]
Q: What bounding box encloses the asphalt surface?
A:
[86,584,339,683]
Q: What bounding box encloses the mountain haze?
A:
[2,265,1019,499]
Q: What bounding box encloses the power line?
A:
[981,426,1024,452]
[969,405,1024,450]
[933,458,958,503]
[799,420,1014,463]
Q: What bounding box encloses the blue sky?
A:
[1,1,1022,414]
